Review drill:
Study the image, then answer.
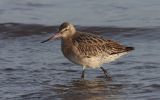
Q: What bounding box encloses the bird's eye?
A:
[65,28,68,31]
[63,28,68,32]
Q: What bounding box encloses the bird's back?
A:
[72,32,134,57]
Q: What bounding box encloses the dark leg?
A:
[100,67,112,80]
[81,66,85,79]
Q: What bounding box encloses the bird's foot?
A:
[100,67,112,81]
[81,70,85,80]
[81,75,84,80]
[105,75,112,81]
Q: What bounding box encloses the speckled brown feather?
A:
[72,32,132,57]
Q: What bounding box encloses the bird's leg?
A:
[81,66,85,79]
[100,67,112,80]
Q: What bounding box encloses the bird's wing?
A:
[72,32,128,57]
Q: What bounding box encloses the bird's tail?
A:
[125,46,134,52]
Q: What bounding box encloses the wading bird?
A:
[41,22,134,80]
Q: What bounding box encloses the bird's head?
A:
[41,22,76,43]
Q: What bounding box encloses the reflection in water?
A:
[53,79,123,100]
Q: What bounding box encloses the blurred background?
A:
[0,0,160,100]
[1,0,160,27]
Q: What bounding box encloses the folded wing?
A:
[73,32,133,57]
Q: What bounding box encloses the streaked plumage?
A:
[41,22,134,79]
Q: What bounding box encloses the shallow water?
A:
[0,0,160,100]
[0,23,160,100]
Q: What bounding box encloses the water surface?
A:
[0,0,160,100]
[0,23,160,100]
[0,0,160,27]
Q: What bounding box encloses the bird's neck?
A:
[61,37,73,47]
[61,37,73,58]
[61,31,78,47]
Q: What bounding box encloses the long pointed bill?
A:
[41,33,62,43]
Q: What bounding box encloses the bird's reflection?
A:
[54,79,123,100]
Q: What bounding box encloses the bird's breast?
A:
[61,39,81,65]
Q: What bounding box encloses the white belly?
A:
[78,52,127,68]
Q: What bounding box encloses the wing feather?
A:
[73,32,128,57]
